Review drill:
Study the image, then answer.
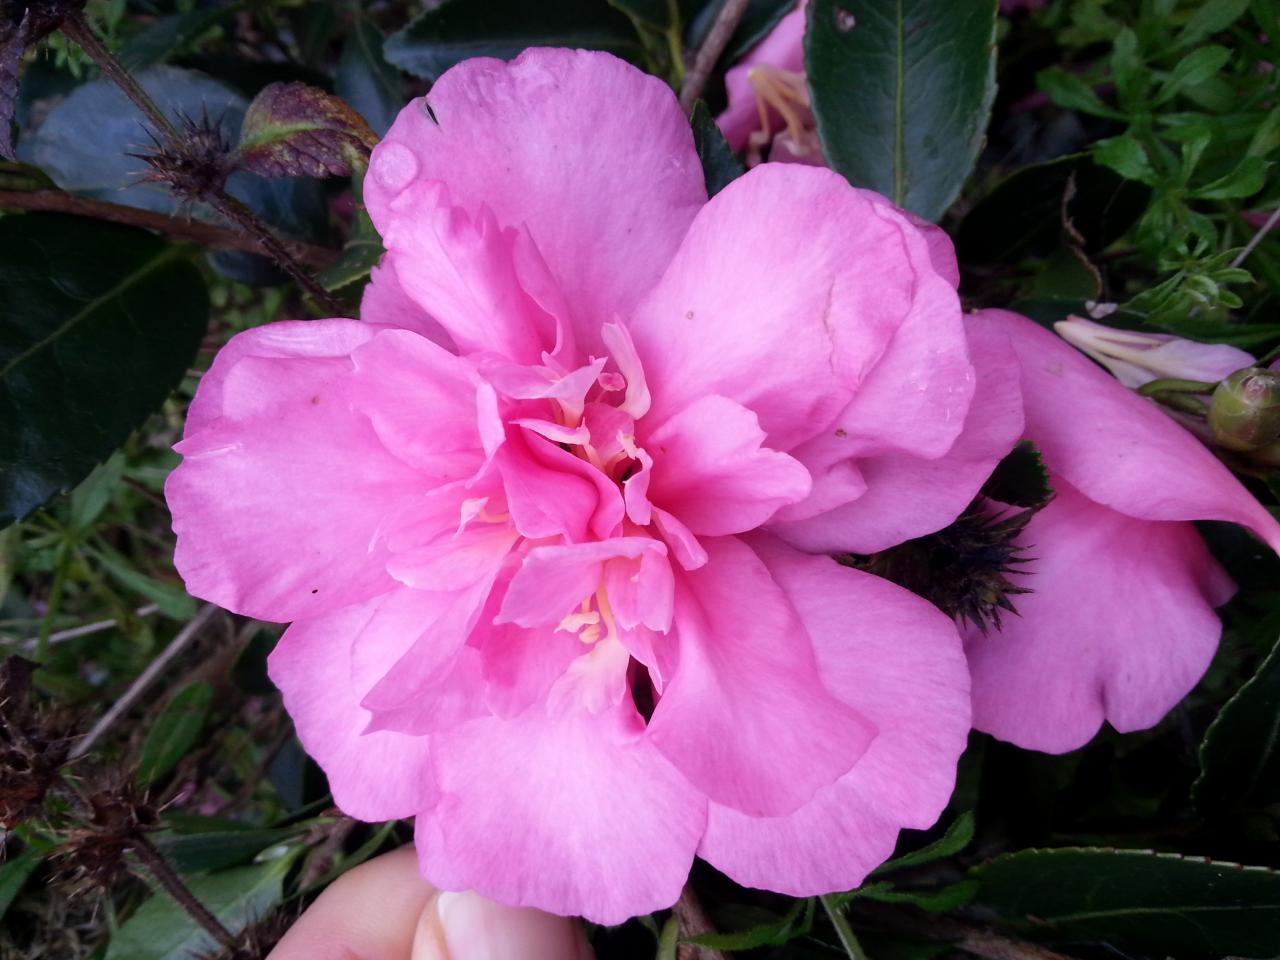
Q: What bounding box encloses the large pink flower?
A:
[166,49,984,922]
[956,310,1280,753]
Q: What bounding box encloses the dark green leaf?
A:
[1194,632,1280,815]
[1036,68,1125,119]
[0,160,56,191]
[852,879,978,912]
[236,82,379,179]
[67,455,125,531]
[873,811,977,876]
[152,825,310,874]
[684,898,814,950]
[336,18,402,138]
[0,840,51,919]
[117,3,243,71]
[89,543,197,619]
[1094,135,1160,185]
[105,848,301,960]
[385,0,642,82]
[690,100,745,197]
[805,0,999,221]
[980,442,1053,510]
[955,154,1148,267]
[1174,0,1250,49]
[0,215,208,525]
[1191,157,1270,200]
[972,848,1280,960]
[136,682,214,788]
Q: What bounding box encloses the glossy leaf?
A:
[805,0,999,221]
[385,0,643,82]
[0,215,208,525]
[691,100,745,197]
[104,847,301,960]
[136,682,214,788]
[336,17,402,137]
[1194,633,1280,815]
[972,848,1280,959]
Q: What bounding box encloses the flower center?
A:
[747,65,818,164]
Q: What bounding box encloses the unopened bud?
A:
[1208,367,1280,451]
[1055,316,1255,389]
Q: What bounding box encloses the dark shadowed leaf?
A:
[0,215,208,525]
[684,898,814,950]
[336,18,403,138]
[385,0,643,81]
[104,847,301,960]
[873,811,976,876]
[956,153,1149,268]
[236,82,379,179]
[805,0,999,221]
[0,837,52,920]
[980,443,1053,510]
[1194,633,1280,815]
[691,100,745,197]
[972,848,1280,959]
[117,2,244,71]
[153,824,310,874]
[0,160,55,191]
[136,682,214,788]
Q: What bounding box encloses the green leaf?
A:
[852,879,979,912]
[105,847,301,960]
[972,848,1280,959]
[336,17,402,138]
[67,454,125,531]
[805,0,999,221]
[385,0,642,82]
[872,811,977,876]
[1036,68,1125,120]
[690,100,745,198]
[1155,45,1232,105]
[684,898,814,950]
[0,215,208,526]
[1174,0,1250,49]
[136,682,214,788]
[980,442,1053,510]
[89,543,197,619]
[236,82,379,179]
[0,160,57,191]
[0,841,51,919]
[1193,632,1280,815]
[1110,28,1146,110]
[152,824,311,874]
[1191,157,1270,200]
[117,2,243,71]
[1094,135,1160,185]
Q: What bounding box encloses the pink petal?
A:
[773,317,1023,553]
[628,165,938,452]
[646,535,875,817]
[644,394,812,536]
[964,479,1235,752]
[360,262,456,350]
[416,700,706,925]
[977,309,1280,550]
[699,533,970,894]
[717,4,807,151]
[365,49,705,359]
[168,331,428,622]
[267,592,439,820]
[496,428,624,542]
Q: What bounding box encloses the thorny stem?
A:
[0,191,336,267]
[679,0,752,113]
[206,191,344,314]
[56,13,344,314]
[820,895,871,960]
[132,834,238,949]
[673,882,729,960]
[58,13,178,142]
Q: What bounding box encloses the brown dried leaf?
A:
[235,81,378,179]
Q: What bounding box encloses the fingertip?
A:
[411,889,593,960]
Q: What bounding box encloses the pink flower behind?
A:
[166,49,991,922]
[1054,315,1254,389]
[952,310,1280,753]
[716,2,825,166]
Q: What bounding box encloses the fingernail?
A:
[422,890,588,960]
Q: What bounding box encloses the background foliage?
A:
[4,0,1280,958]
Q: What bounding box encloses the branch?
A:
[673,882,730,960]
[679,0,752,113]
[0,190,336,268]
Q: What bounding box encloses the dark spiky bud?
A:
[850,506,1036,633]
[54,783,159,894]
[0,656,73,828]
[132,109,231,202]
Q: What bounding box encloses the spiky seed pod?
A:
[851,505,1036,633]
[54,784,160,894]
[0,656,73,829]
[132,109,232,203]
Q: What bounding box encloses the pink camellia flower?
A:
[1054,315,1254,389]
[716,1,823,166]
[166,49,993,921]
[952,310,1280,753]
